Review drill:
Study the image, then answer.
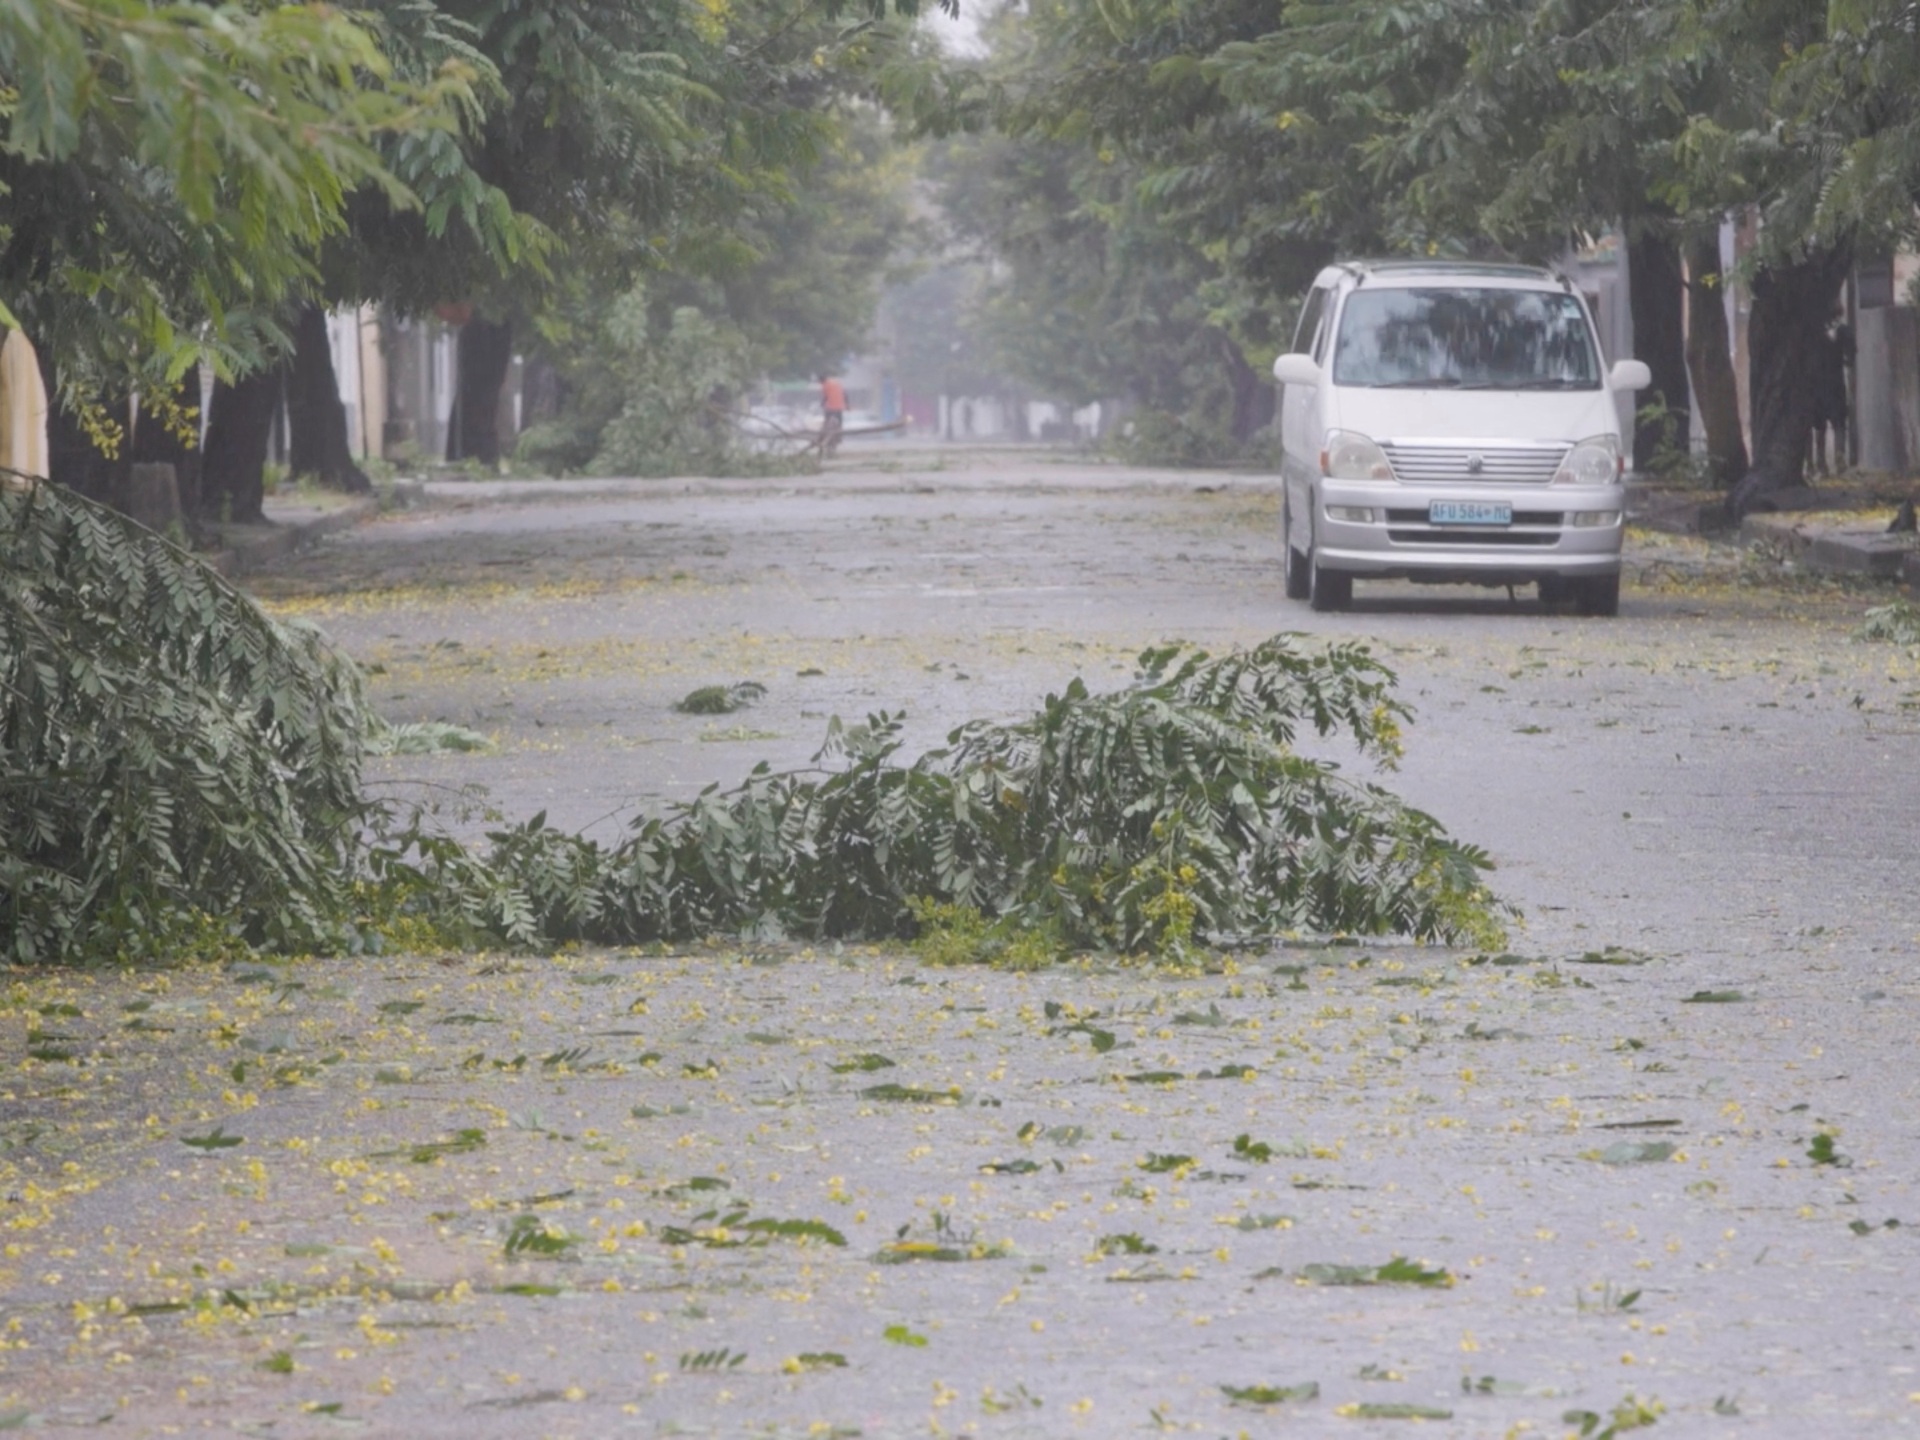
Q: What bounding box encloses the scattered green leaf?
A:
[180,1128,244,1151]
[829,1053,896,1073]
[1586,1141,1677,1165]
[1300,1257,1453,1287]
[859,1082,958,1104]
[1221,1381,1318,1406]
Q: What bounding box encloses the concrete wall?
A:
[381,315,457,463]
[1855,304,1920,474]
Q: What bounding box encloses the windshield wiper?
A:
[1368,377,1460,389]
[1507,378,1591,390]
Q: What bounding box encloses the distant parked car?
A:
[1273,259,1651,615]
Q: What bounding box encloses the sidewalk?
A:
[199,477,424,578]
[1737,507,1920,586]
[1629,478,1920,588]
[203,466,1920,592]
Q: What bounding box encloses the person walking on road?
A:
[819,374,847,457]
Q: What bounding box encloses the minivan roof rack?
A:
[1346,258,1553,281]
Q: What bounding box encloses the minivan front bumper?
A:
[1312,479,1624,583]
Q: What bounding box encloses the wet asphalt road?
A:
[255,451,1918,963]
[4,448,1918,1438]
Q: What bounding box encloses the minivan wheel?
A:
[1576,573,1620,617]
[1283,497,1310,601]
[1308,552,1352,612]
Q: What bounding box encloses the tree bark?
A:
[199,367,283,524]
[1625,227,1690,474]
[445,316,513,465]
[1683,233,1748,489]
[286,304,371,494]
[1741,242,1851,501]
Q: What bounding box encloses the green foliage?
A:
[955,0,1920,480]
[876,1211,1007,1263]
[1586,1141,1677,1166]
[908,898,1061,970]
[1231,1133,1274,1163]
[793,1351,848,1369]
[675,682,767,715]
[1111,409,1244,470]
[585,295,775,478]
[1806,1132,1847,1167]
[1220,1381,1318,1406]
[0,482,370,964]
[511,418,602,476]
[1856,600,1920,645]
[502,1215,577,1257]
[365,720,494,755]
[0,0,479,390]
[679,1347,747,1371]
[1563,1395,1664,1439]
[665,109,923,379]
[1297,1257,1454,1287]
[393,636,1505,955]
[927,105,1282,461]
[5,486,1500,966]
[179,1127,245,1151]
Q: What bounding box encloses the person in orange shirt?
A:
[818,374,847,457]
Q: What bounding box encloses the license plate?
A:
[1429,500,1512,526]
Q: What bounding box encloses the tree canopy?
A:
[0,1,477,407]
[932,0,1920,485]
[3,0,948,493]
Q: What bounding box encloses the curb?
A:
[1630,480,1920,589]
[200,478,424,578]
[1738,510,1920,582]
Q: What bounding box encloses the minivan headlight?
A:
[1322,430,1394,481]
[1552,435,1621,486]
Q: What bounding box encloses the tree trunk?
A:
[1683,233,1748,488]
[286,304,371,493]
[445,316,513,465]
[131,373,204,517]
[1625,227,1690,474]
[1741,242,1851,500]
[34,345,124,504]
[199,367,283,524]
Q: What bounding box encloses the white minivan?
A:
[1273,260,1651,615]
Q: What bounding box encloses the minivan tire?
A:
[1283,497,1310,600]
[1308,552,1352,612]
[1576,573,1620,617]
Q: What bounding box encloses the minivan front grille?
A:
[1381,442,1569,485]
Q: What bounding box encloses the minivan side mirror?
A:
[1273,353,1322,387]
[1608,359,1652,392]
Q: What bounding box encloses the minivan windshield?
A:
[1331,287,1601,390]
